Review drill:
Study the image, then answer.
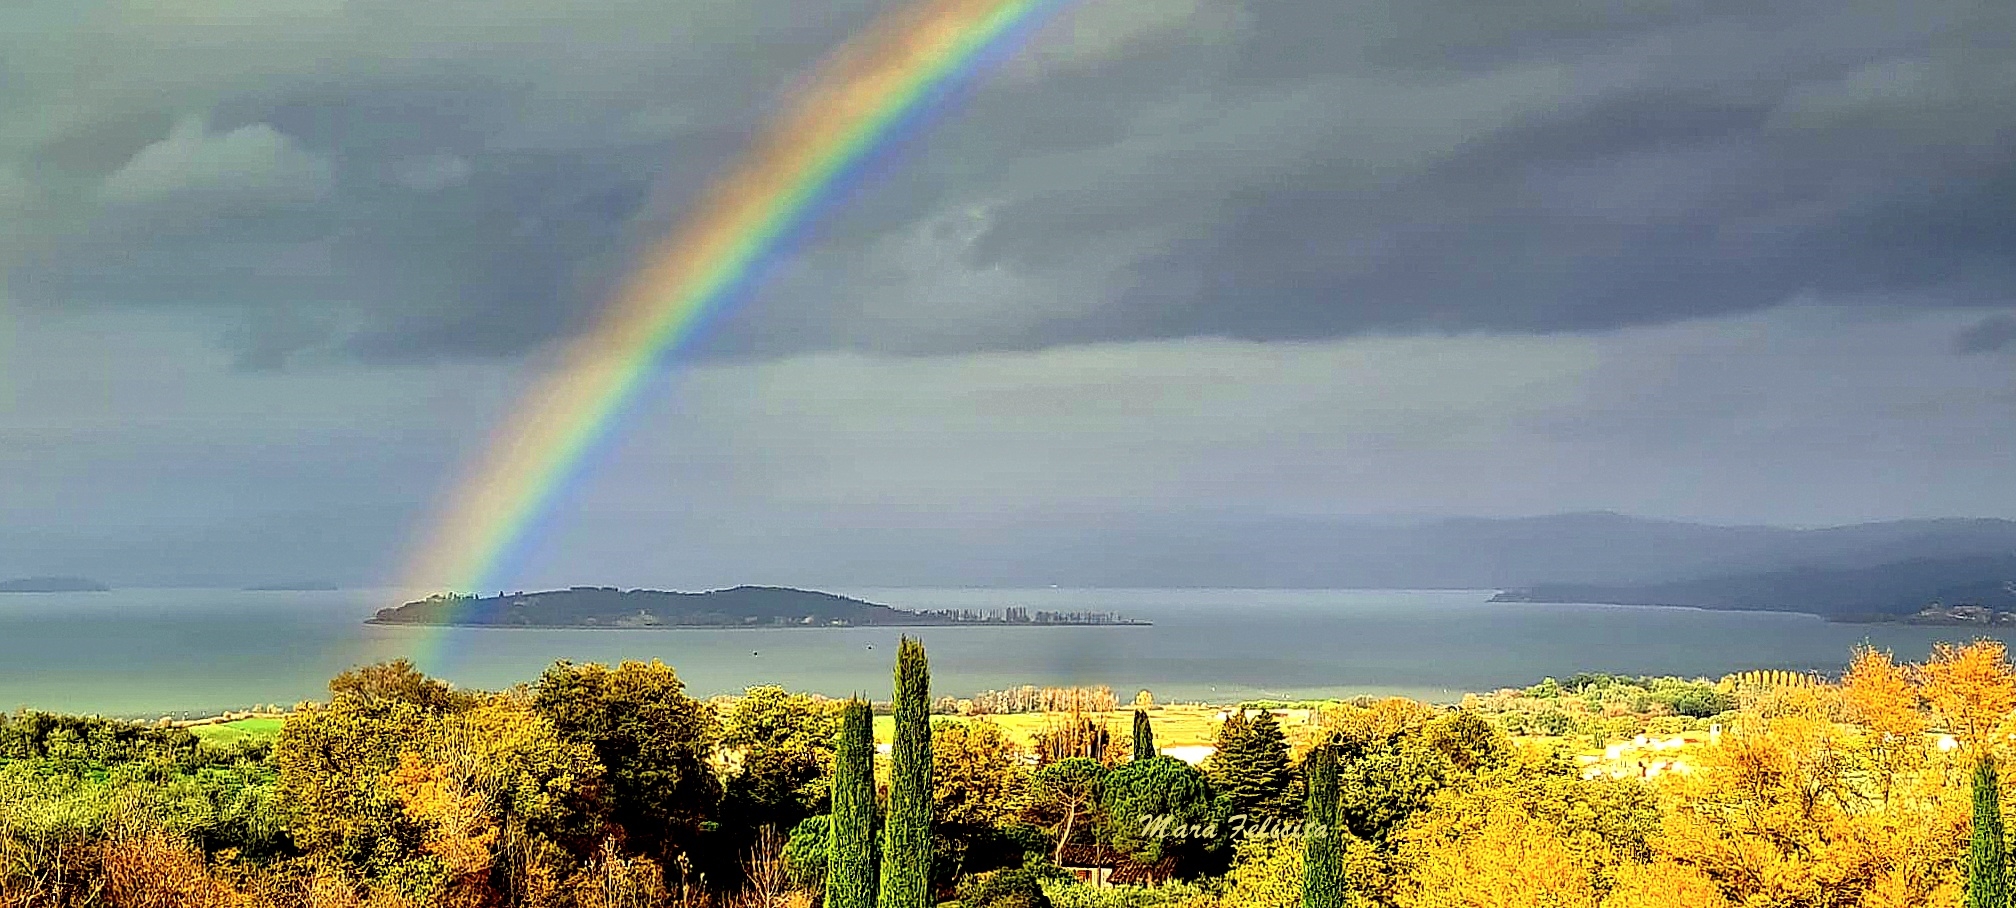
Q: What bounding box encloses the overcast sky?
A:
[3,0,2013,588]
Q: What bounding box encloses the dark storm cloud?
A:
[4,0,2014,364]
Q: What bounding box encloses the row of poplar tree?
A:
[833,638,1348,908]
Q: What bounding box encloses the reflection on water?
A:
[0,587,2007,716]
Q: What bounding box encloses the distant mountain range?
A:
[1299,513,2016,589]
[0,576,111,593]
[1074,512,2016,618]
[970,512,2016,590]
[1495,553,2016,622]
[12,512,2016,618]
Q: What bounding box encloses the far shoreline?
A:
[363,618,1153,630]
[1490,593,1989,627]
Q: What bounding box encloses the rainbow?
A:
[393,0,1070,612]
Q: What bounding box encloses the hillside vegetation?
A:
[3,642,2014,907]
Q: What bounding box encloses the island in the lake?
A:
[0,576,112,593]
[368,585,1148,629]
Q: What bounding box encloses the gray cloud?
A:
[2,0,2012,365]
[1955,314,2016,354]
[9,304,2008,587]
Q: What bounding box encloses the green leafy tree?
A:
[957,866,1055,908]
[327,658,479,712]
[530,660,721,870]
[1133,710,1156,763]
[275,665,446,875]
[786,815,831,891]
[1208,710,1295,825]
[829,699,877,908]
[1300,745,1343,908]
[1971,753,2010,908]
[1024,758,1109,862]
[930,718,1032,885]
[878,638,932,908]
[1101,756,1215,864]
[723,686,842,833]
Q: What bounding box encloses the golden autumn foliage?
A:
[1230,641,2010,908]
[1598,861,1729,908]
[1401,807,1595,908]
[1917,640,2016,749]
[12,643,2016,908]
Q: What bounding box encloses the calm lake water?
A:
[2,587,2010,717]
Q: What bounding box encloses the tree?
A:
[930,718,1030,884]
[878,638,931,908]
[1600,861,1729,908]
[1210,710,1295,825]
[327,659,478,712]
[530,660,721,870]
[1219,838,1303,908]
[723,686,842,834]
[1025,758,1109,862]
[1840,646,1927,806]
[931,719,1026,832]
[958,867,1054,908]
[275,667,441,876]
[390,697,601,906]
[1401,807,1596,908]
[1103,756,1215,865]
[1971,753,2009,908]
[1133,710,1156,763]
[786,815,830,891]
[1920,640,2016,749]
[1032,711,1119,764]
[1301,745,1343,908]
[828,699,876,908]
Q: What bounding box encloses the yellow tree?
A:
[931,719,1028,831]
[1656,677,1972,908]
[1600,861,1729,908]
[1840,647,1928,806]
[1399,806,1596,908]
[1917,640,2016,750]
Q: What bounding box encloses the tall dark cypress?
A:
[1970,753,2010,908]
[1133,709,1156,762]
[1301,744,1344,908]
[878,637,931,908]
[828,698,876,908]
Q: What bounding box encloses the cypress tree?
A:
[1970,753,2010,908]
[878,637,931,908]
[828,698,876,908]
[1301,745,1344,908]
[1133,709,1156,762]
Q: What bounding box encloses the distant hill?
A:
[982,512,2016,589]
[1309,514,2016,588]
[369,585,1144,628]
[0,576,111,593]
[1495,554,2016,621]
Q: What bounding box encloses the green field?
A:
[188,716,285,745]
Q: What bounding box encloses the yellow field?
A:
[884,703,1330,751]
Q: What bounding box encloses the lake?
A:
[0,587,2007,717]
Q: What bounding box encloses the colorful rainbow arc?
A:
[394,0,1069,611]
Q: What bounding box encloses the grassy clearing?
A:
[188,717,285,745]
